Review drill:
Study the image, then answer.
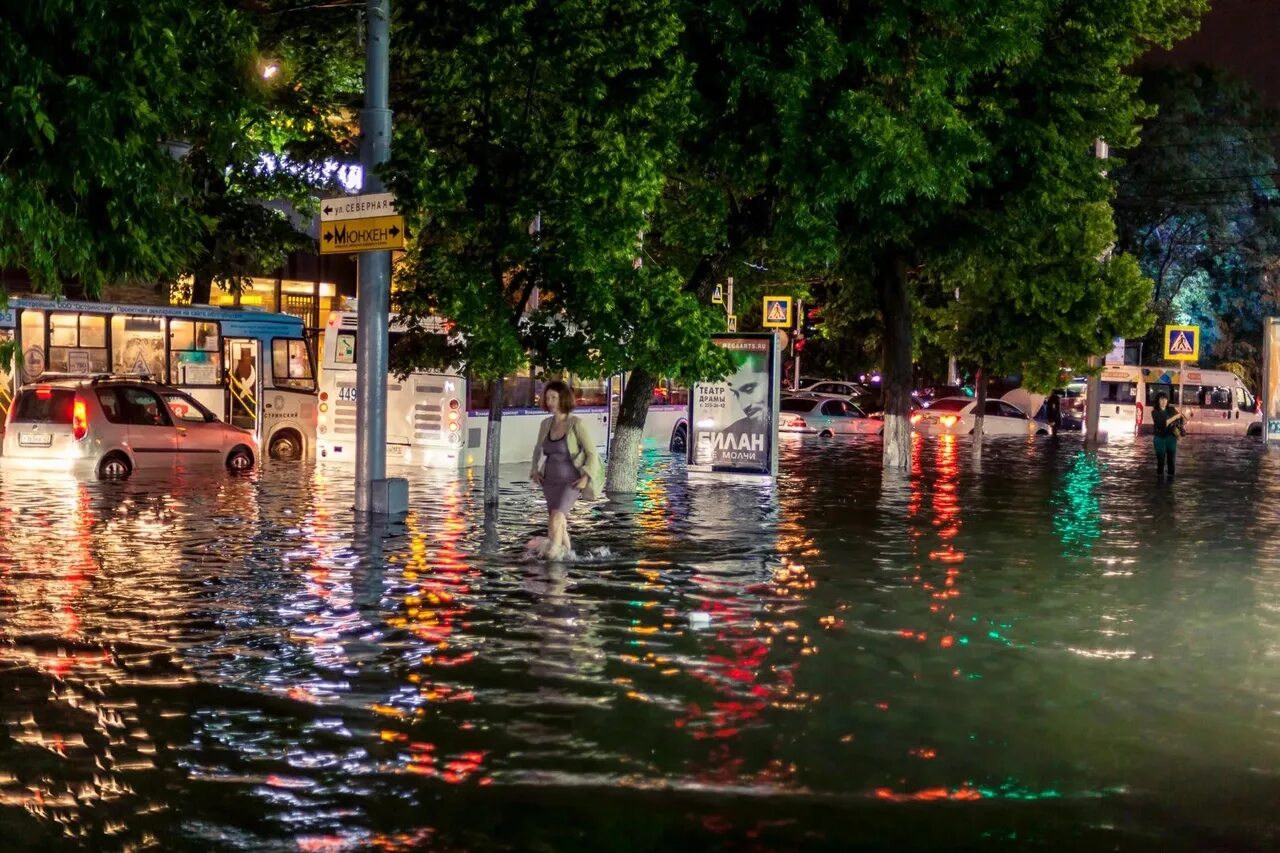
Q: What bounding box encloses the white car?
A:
[780,396,882,436]
[910,396,1049,437]
[3,376,258,479]
[795,379,865,399]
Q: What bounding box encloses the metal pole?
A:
[354,0,393,513]
[1085,139,1109,449]
[726,277,734,325]
[794,299,802,390]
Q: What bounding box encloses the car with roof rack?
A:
[3,374,257,479]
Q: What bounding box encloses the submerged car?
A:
[3,375,258,479]
[910,396,1049,437]
[780,395,882,436]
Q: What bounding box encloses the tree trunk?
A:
[876,253,913,470]
[973,367,986,442]
[606,369,658,495]
[483,377,504,508]
[191,269,213,306]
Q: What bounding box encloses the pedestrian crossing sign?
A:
[762,295,792,328]
[1163,324,1200,361]
[712,284,724,305]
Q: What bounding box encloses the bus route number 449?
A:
[337,386,358,402]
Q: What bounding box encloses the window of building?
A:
[169,320,222,386]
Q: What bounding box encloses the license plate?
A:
[19,433,52,447]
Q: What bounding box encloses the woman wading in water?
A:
[530,380,601,559]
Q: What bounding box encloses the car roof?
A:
[19,374,175,391]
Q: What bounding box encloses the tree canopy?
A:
[1114,66,1280,374]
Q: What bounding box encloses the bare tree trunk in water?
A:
[876,254,913,470]
[606,369,658,495]
[483,378,504,508]
[973,367,986,443]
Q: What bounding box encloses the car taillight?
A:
[939,415,958,427]
[786,416,806,428]
[73,398,88,440]
[35,387,52,400]
[910,413,922,424]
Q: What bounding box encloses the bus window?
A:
[170,320,222,385]
[272,338,316,391]
[47,312,108,375]
[19,310,45,382]
[1102,381,1137,404]
[1145,383,1172,406]
[111,316,166,378]
[575,376,607,407]
[1202,386,1233,410]
[1237,386,1258,413]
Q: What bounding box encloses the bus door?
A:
[225,338,262,436]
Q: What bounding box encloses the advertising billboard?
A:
[1264,318,1280,441]
[688,333,779,476]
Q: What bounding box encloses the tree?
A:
[0,2,253,298]
[712,0,1206,468]
[1113,66,1280,375]
[384,0,690,506]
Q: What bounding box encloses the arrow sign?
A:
[319,214,407,254]
[320,192,397,221]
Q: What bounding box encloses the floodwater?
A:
[1,435,1278,851]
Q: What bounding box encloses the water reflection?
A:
[0,439,1277,848]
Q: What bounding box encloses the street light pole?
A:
[1084,139,1109,449]
[353,0,402,513]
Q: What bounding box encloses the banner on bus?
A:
[688,333,779,477]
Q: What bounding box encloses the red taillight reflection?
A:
[72,398,88,440]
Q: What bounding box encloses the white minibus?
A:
[1086,364,1261,438]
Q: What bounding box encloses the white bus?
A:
[0,298,319,460]
[1087,364,1262,438]
[316,311,465,467]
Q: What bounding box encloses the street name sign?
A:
[1163,324,1200,361]
[320,192,397,221]
[320,214,406,255]
[762,295,792,328]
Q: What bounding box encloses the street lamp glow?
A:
[261,62,281,81]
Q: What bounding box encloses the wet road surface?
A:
[0,435,1278,850]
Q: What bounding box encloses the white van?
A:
[1084,365,1261,438]
[1136,366,1261,437]
[1091,365,1143,438]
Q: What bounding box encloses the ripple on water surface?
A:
[0,437,1278,849]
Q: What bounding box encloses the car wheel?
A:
[1035,429,1049,436]
[98,452,132,480]
[670,423,688,455]
[227,445,255,473]
[268,430,302,461]
[1248,423,1263,437]
[819,429,834,438]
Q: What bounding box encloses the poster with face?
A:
[688,334,778,476]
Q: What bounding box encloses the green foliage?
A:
[1114,66,1280,373]
[385,0,691,384]
[0,1,254,295]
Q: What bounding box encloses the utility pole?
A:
[794,299,803,390]
[353,0,406,514]
[1084,139,1109,448]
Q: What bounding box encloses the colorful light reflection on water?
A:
[0,439,1277,849]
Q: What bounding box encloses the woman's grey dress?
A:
[540,434,581,513]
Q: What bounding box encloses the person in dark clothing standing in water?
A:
[1150,392,1184,480]
[1046,390,1063,436]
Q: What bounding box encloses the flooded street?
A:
[1,436,1278,850]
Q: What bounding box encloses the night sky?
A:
[1152,0,1280,107]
